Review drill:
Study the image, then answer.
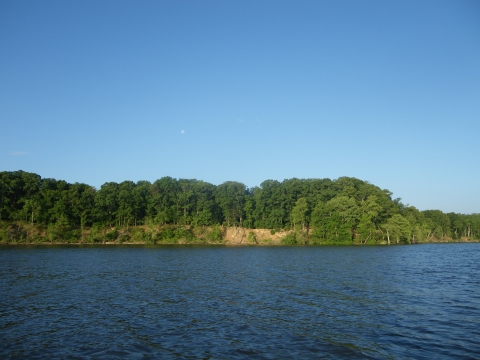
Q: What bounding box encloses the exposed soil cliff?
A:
[222,227,289,245]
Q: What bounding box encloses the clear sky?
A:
[1,0,479,214]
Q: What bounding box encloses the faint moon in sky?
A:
[181,130,185,134]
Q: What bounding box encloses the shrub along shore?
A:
[1,170,479,245]
[0,222,478,246]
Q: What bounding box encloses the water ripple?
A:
[1,244,480,359]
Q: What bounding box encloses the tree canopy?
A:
[1,170,479,244]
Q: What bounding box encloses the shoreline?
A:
[1,222,478,246]
[1,239,478,247]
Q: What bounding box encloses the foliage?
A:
[0,170,479,244]
[383,214,411,244]
[281,231,298,245]
[205,225,223,243]
[247,231,257,244]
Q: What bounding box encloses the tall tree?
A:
[215,181,246,227]
[383,214,411,244]
[356,195,382,244]
[291,197,309,231]
[95,182,119,226]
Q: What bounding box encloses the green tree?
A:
[21,197,42,225]
[131,181,151,226]
[383,214,411,244]
[291,197,309,231]
[243,194,256,229]
[423,210,451,240]
[326,195,359,243]
[95,182,119,226]
[149,177,179,225]
[215,181,246,227]
[356,195,382,244]
[310,195,359,243]
[69,183,95,241]
[117,181,136,227]
[177,179,195,225]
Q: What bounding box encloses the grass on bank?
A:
[0,221,224,245]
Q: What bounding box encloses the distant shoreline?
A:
[2,171,479,247]
[1,222,479,246]
[1,229,478,247]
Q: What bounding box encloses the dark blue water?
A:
[1,244,480,359]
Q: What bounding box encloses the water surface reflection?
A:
[1,244,479,359]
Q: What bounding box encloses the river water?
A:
[1,244,479,359]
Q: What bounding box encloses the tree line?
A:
[0,170,479,244]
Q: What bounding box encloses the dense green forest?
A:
[0,170,479,244]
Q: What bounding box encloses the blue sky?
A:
[1,0,479,213]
